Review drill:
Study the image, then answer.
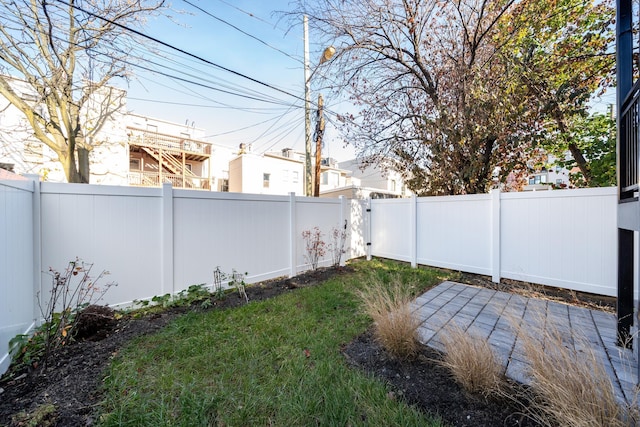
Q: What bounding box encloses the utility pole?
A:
[313,94,325,197]
[303,15,312,197]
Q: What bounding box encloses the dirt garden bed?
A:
[0,263,614,426]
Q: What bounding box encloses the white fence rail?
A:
[370,187,618,297]
[0,180,619,376]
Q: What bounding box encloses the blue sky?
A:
[116,0,615,162]
[118,0,357,161]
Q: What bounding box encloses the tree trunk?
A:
[567,142,592,185]
[77,147,90,184]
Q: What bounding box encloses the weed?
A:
[11,402,56,426]
[230,269,249,303]
[439,325,505,398]
[356,274,421,360]
[213,266,226,300]
[302,227,326,270]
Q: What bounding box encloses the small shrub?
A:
[515,317,635,427]
[302,227,326,270]
[357,275,420,360]
[10,258,116,370]
[212,267,249,304]
[439,325,504,398]
[329,221,348,267]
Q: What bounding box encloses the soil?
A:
[0,263,616,427]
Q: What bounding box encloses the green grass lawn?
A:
[98,259,448,426]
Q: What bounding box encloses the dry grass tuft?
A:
[439,325,505,398]
[357,275,421,360]
[515,317,635,427]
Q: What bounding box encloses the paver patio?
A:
[412,281,639,405]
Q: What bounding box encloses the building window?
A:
[329,172,339,187]
[529,174,548,185]
[130,158,141,171]
[219,178,229,192]
[321,172,328,185]
[390,179,397,192]
[185,163,193,172]
[263,173,270,188]
[292,171,299,183]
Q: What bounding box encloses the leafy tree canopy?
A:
[296,0,614,194]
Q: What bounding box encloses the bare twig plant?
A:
[302,227,326,270]
[329,220,348,267]
[357,275,420,360]
[439,325,505,398]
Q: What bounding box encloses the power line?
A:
[180,0,302,65]
[213,0,292,34]
[0,7,301,108]
[54,0,306,104]
[128,96,293,113]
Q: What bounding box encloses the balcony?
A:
[620,80,640,200]
[128,171,211,190]
[127,127,212,162]
[127,127,212,191]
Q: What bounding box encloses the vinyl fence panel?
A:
[173,190,292,290]
[416,194,493,276]
[294,197,345,271]
[0,180,35,374]
[500,187,617,296]
[39,183,163,307]
[369,187,617,296]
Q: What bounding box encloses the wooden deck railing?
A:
[620,80,640,200]
[128,172,211,190]
[127,128,212,156]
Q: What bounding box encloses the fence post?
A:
[289,192,297,277]
[410,194,417,268]
[26,175,41,325]
[491,188,501,283]
[339,195,347,266]
[161,183,174,296]
[366,198,372,261]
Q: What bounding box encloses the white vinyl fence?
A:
[0,179,619,376]
[0,179,36,376]
[369,187,618,297]
[0,179,366,374]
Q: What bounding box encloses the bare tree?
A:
[0,0,165,183]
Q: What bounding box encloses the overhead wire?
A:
[2,3,337,151]
[213,0,293,35]
[54,0,307,104]
[180,0,303,65]
[0,8,304,111]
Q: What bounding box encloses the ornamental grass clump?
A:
[357,275,421,360]
[515,316,636,427]
[439,325,505,398]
